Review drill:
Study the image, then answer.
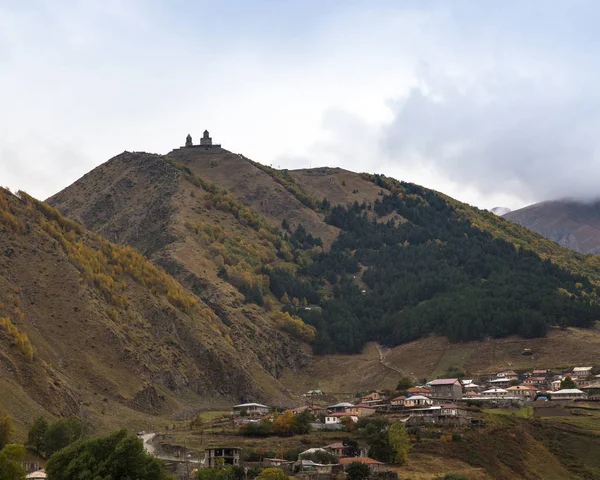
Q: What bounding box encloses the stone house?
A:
[204,447,242,467]
[429,378,463,400]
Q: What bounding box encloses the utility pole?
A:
[184,440,189,480]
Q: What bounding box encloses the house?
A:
[263,458,295,471]
[506,385,537,398]
[323,442,345,458]
[497,370,519,381]
[361,392,383,403]
[325,413,358,425]
[482,388,510,397]
[232,403,269,417]
[25,471,47,480]
[488,378,511,389]
[429,378,463,400]
[532,369,548,377]
[551,389,589,401]
[339,457,386,473]
[299,448,328,457]
[345,403,376,417]
[572,367,593,379]
[551,379,562,391]
[327,402,354,414]
[204,447,242,467]
[404,395,433,408]
[407,386,432,396]
[463,383,481,392]
[297,460,343,475]
[390,395,407,406]
[523,377,548,388]
[440,404,466,417]
[581,382,600,396]
[291,405,323,415]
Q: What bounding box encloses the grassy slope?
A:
[0,187,310,439]
[47,152,600,392]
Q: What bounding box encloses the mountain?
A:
[48,145,600,357]
[0,187,309,435]
[504,199,600,254]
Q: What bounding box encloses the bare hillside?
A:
[0,188,308,436]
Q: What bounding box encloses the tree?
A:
[0,416,15,450]
[388,421,411,464]
[256,468,288,480]
[0,444,25,480]
[396,377,413,391]
[342,438,361,457]
[27,417,49,455]
[560,375,577,390]
[43,417,86,457]
[346,462,370,480]
[46,430,173,480]
[190,414,204,431]
[340,416,356,432]
[271,410,296,436]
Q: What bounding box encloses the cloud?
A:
[3,1,600,211]
[380,62,600,207]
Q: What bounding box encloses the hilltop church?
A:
[184,130,221,149]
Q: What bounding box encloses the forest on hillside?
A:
[271,178,600,354]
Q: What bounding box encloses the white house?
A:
[572,367,593,379]
[506,385,537,398]
[26,471,47,480]
[327,402,354,413]
[232,403,270,417]
[488,378,511,389]
[551,389,588,401]
[404,395,433,408]
[325,413,358,424]
[482,388,509,397]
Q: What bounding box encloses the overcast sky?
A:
[2,1,600,210]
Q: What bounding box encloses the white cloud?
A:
[1,1,600,210]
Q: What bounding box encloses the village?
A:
[135,364,600,480]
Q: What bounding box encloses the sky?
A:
[2,1,600,210]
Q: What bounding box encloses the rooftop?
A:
[233,403,269,409]
[429,378,460,386]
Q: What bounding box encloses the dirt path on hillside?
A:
[376,343,417,382]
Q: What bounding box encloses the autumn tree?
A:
[256,468,287,480]
[0,415,15,450]
[271,410,296,436]
[0,444,25,480]
[388,421,411,464]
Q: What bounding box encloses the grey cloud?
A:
[381,67,600,204]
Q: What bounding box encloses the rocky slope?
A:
[504,199,600,254]
[0,187,308,435]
